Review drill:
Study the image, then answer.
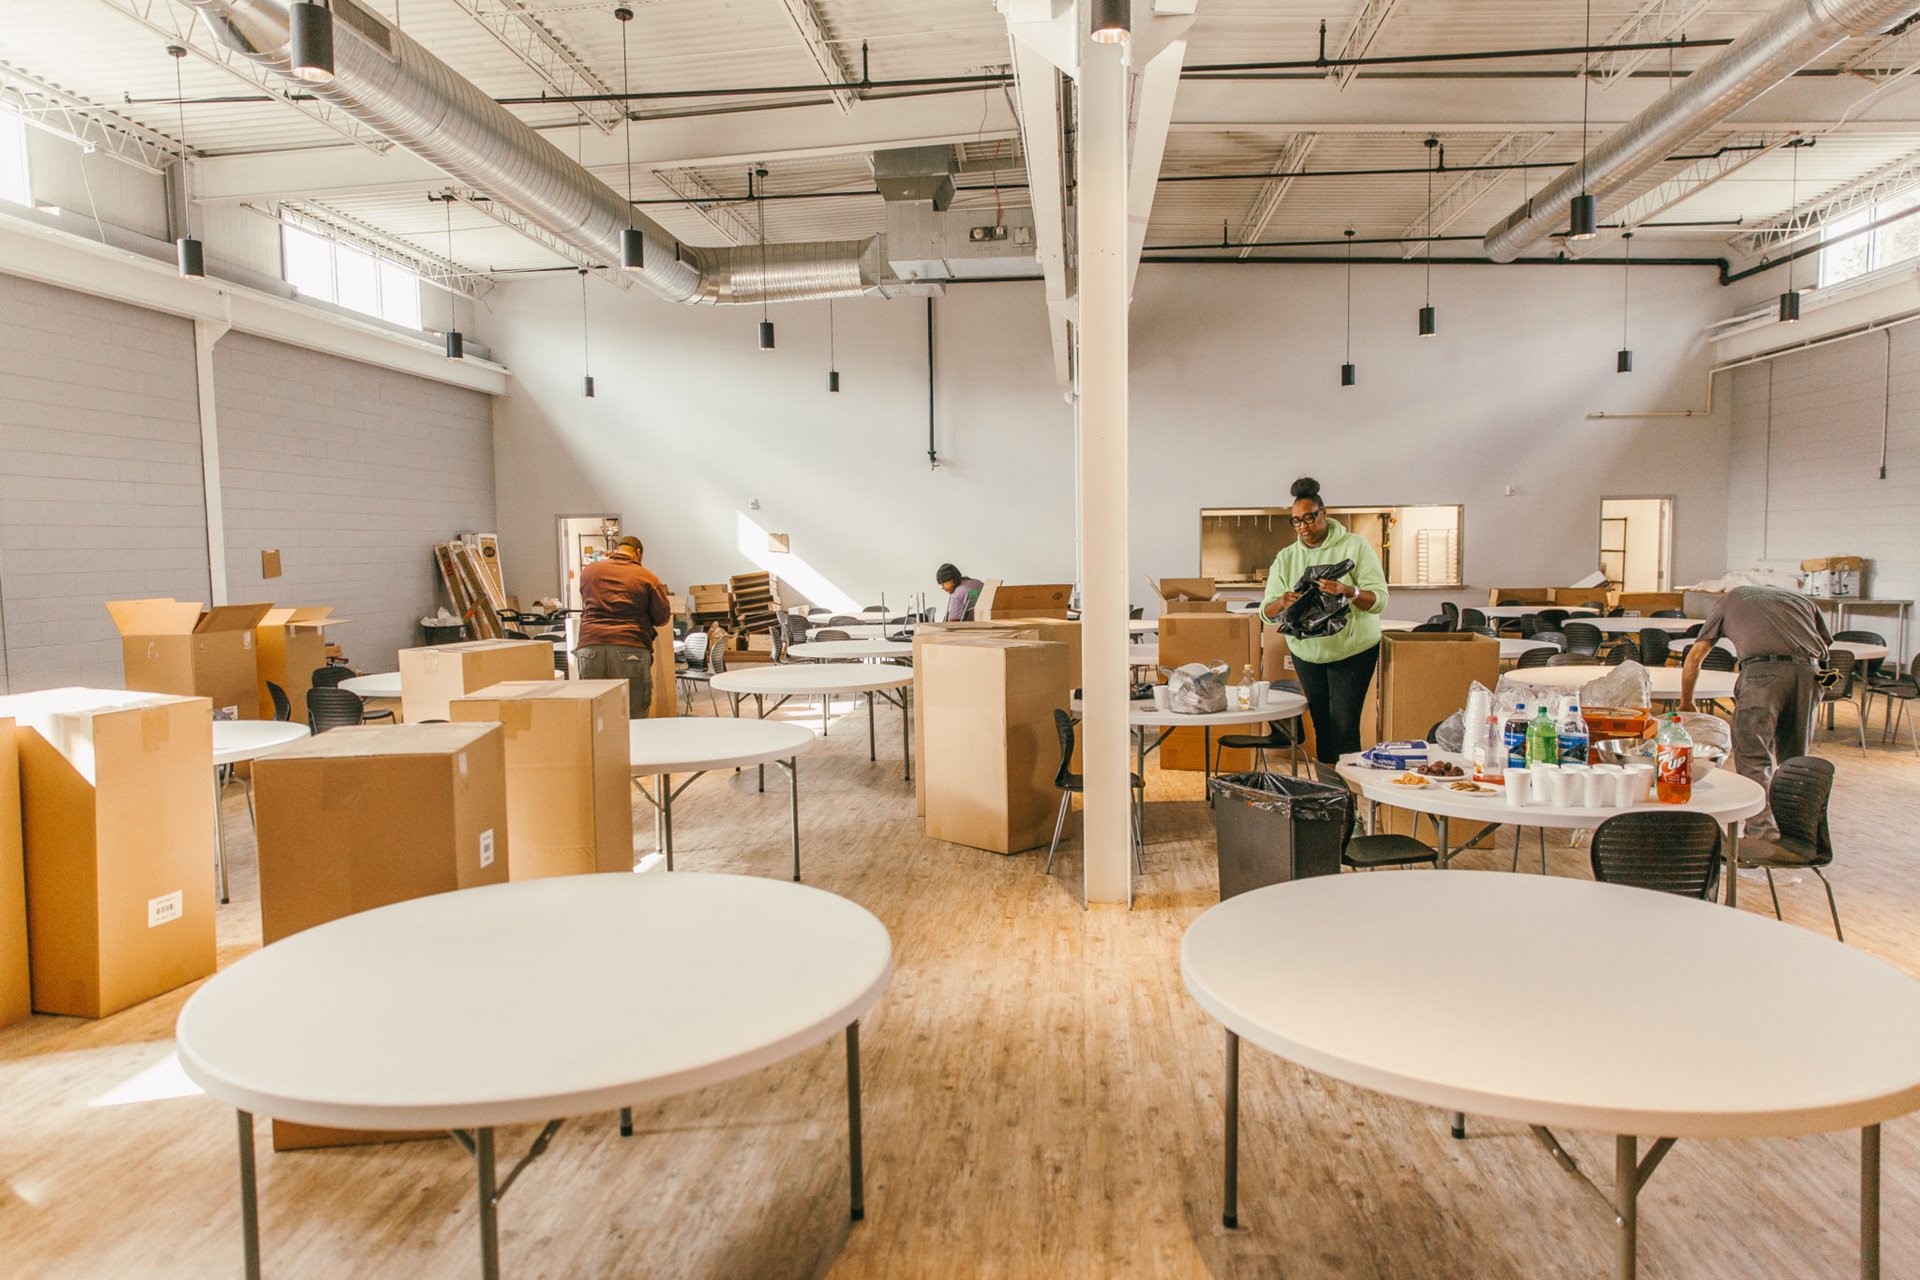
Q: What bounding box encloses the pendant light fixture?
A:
[827,299,840,392]
[579,268,595,397]
[754,165,774,350]
[1091,0,1131,44]
[1616,232,1634,373]
[289,1,336,84]
[437,192,464,360]
[1418,137,1438,337]
[1569,0,1598,241]
[1340,228,1357,387]
[167,45,203,278]
[615,6,644,272]
[1780,138,1803,323]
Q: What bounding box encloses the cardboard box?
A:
[1489,588,1555,606]
[398,639,553,722]
[1159,578,1217,604]
[1158,612,1261,771]
[978,583,1074,620]
[106,599,272,719]
[0,689,216,1019]
[1550,587,1613,609]
[0,719,27,1029]
[1610,592,1685,615]
[1801,556,1866,598]
[921,638,1071,853]
[254,606,344,724]
[451,681,631,880]
[912,624,1042,814]
[650,637,677,717]
[1374,633,1499,835]
[252,721,508,1150]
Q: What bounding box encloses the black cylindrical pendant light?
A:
[439,192,463,360]
[828,370,840,392]
[621,227,644,272]
[1569,193,1598,241]
[1340,362,1356,387]
[289,1,336,84]
[1617,231,1633,373]
[176,236,204,278]
[616,8,645,273]
[578,268,595,397]
[168,46,204,278]
[1418,305,1436,337]
[1780,136,1804,324]
[759,320,776,350]
[1568,0,1597,241]
[1340,227,1356,387]
[754,165,774,351]
[1779,290,1801,323]
[827,299,840,392]
[1091,0,1131,44]
[1418,137,1438,337]
[445,329,464,360]
[583,376,596,397]
[1616,349,1634,373]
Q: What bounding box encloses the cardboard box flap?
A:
[1159,577,1216,602]
[105,598,205,637]
[261,723,498,761]
[260,606,341,630]
[409,639,545,657]
[463,680,624,703]
[195,603,275,634]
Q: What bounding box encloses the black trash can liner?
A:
[422,623,468,645]
[1207,772,1352,900]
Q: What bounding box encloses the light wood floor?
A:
[3,691,1918,1279]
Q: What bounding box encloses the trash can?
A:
[421,622,467,645]
[1207,772,1351,900]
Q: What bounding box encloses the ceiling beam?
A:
[449,186,635,281]
[1234,134,1316,259]
[773,0,859,114]
[444,0,624,133]
[1397,132,1553,257]
[1329,0,1402,91]
[1592,0,1715,89]
[1005,2,1073,385]
[1730,143,1920,254]
[0,60,182,173]
[1126,23,1195,295]
[649,168,759,246]
[1571,131,1795,255]
[260,199,496,299]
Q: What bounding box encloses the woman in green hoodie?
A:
[1259,476,1390,763]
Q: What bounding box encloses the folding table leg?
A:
[1223,1028,1240,1229]
[237,1110,261,1280]
[1864,1124,1881,1280]
[847,1022,866,1221]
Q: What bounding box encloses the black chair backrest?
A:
[1515,646,1557,669]
[1424,613,1452,628]
[1591,811,1723,899]
[1461,608,1488,630]
[1602,640,1635,665]
[828,615,861,626]
[1531,630,1568,649]
[1538,608,1570,628]
[1821,649,1857,698]
[1562,622,1603,654]
[310,665,353,689]
[1546,652,1593,666]
[552,646,570,678]
[1607,606,1627,617]
[1834,629,1885,645]
[813,628,850,642]
[1463,625,1497,637]
[1515,614,1540,638]
[265,680,291,722]
[1411,622,1450,633]
[306,687,365,733]
[1129,606,1144,620]
[1769,756,1836,867]
[1652,609,1685,618]
[1052,708,1078,790]
[503,629,530,640]
[1637,627,1671,667]
[1440,602,1460,623]
[1702,646,1737,672]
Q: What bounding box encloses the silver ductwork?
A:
[187,0,881,302]
[874,146,1041,282]
[1483,0,1920,263]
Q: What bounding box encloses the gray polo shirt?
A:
[1694,586,1831,662]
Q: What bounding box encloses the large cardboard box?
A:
[921,638,1071,853]
[254,606,343,724]
[253,721,508,1150]
[1489,588,1555,606]
[1374,633,1499,835]
[1550,587,1613,609]
[107,599,272,719]
[0,689,216,1018]
[398,639,553,722]
[1801,556,1866,598]
[1159,578,1216,604]
[1610,592,1686,615]
[649,637,677,717]
[1158,612,1261,772]
[0,719,27,1029]
[911,623,1041,814]
[977,583,1073,620]
[451,681,631,880]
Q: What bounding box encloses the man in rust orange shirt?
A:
[576,535,671,716]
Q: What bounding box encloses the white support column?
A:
[1077,20,1133,907]
[194,317,231,607]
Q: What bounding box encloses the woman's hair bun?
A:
[1289,476,1321,502]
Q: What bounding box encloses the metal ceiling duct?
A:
[1483,0,1920,263]
[186,0,882,303]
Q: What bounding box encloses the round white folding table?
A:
[209,721,309,904]
[337,671,401,700]
[1183,873,1920,1280]
[1675,637,1891,664]
[1481,604,1598,620]
[1504,664,1736,702]
[1580,615,1704,634]
[176,873,893,1280]
[712,665,914,780]
[809,622,905,641]
[787,639,913,662]
[627,717,815,878]
[1072,691,1311,784]
[1129,640,1159,667]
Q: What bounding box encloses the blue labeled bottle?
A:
[1558,701,1591,767]
[1504,702,1530,769]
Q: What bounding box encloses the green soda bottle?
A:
[1525,703,1559,768]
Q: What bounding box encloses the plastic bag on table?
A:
[1576,660,1653,710]
[1162,661,1229,714]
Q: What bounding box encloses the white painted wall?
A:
[489,259,1734,619]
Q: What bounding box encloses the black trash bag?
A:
[1275,559,1356,639]
[1207,772,1352,900]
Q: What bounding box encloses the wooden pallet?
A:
[434,540,505,639]
[729,571,781,635]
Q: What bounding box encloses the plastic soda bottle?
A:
[1525,704,1558,768]
[1474,713,1506,783]
[1656,714,1693,803]
[1558,701,1592,767]
[1504,702,1530,769]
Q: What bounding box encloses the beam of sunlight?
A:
[87,1049,203,1109]
[735,512,861,615]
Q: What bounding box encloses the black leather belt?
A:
[1741,654,1810,666]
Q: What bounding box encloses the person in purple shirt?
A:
[936,563,985,622]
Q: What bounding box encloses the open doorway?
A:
[1598,498,1671,593]
[557,514,621,621]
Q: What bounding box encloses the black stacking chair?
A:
[1313,763,1440,872]
[1637,627,1672,668]
[1701,647,1737,672]
[1590,810,1722,900]
[1439,602,1460,628]
[265,681,292,722]
[1735,757,1843,938]
[306,687,366,733]
[1214,682,1304,776]
[1816,650,1866,755]
[1652,609,1686,618]
[1601,640,1636,666]
[310,665,352,689]
[1461,608,1488,630]
[1515,646,1558,669]
[1045,710,1144,876]
[1531,630,1567,650]
[1538,608,1571,630]
[1562,622,1603,656]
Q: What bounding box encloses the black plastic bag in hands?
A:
[1276,558,1356,639]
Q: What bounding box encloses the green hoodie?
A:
[1260,517,1390,665]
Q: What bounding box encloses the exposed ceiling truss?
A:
[443,0,624,133]
[0,59,181,173]
[1575,131,1795,255]
[773,0,858,114]
[1731,144,1920,253]
[1234,134,1317,258]
[650,168,758,246]
[264,198,495,299]
[89,0,393,154]
[1398,132,1554,258]
[1329,0,1401,91]
[1592,0,1715,89]
[443,185,637,285]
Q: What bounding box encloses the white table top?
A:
[810,623,905,641]
[1505,665,1735,700]
[211,720,310,766]
[1182,873,1920,1139]
[788,639,914,661]
[712,665,913,697]
[1129,641,1159,666]
[1674,638,1890,663]
[1074,691,1309,729]
[1337,750,1764,829]
[1129,620,1159,636]
[627,716,816,773]
[338,672,402,699]
[1480,604,1598,619]
[1577,616,1704,634]
[176,873,892,1130]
